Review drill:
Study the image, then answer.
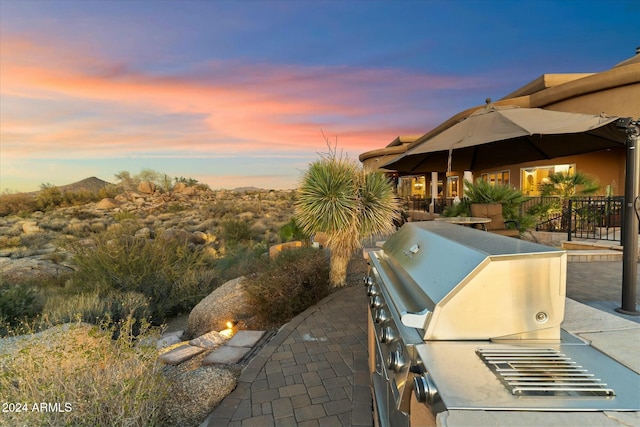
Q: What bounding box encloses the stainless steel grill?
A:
[366,221,640,427]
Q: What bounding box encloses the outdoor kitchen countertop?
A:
[438,298,640,427]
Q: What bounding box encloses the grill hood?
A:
[370,221,566,341]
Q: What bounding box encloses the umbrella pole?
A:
[618,118,640,316]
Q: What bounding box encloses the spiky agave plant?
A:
[296,153,398,287]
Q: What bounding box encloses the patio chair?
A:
[470,203,520,238]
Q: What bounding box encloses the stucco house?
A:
[360,49,640,202]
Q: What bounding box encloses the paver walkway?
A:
[204,285,372,427]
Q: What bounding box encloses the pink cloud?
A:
[1,34,483,161]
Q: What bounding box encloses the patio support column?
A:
[619,118,640,316]
[430,172,438,214]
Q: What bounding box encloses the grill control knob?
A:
[369,296,384,309]
[366,284,379,297]
[363,276,374,286]
[387,351,405,372]
[414,373,439,405]
[373,309,388,324]
[380,326,395,343]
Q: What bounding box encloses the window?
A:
[480,170,510,186]
[520,164,575,196]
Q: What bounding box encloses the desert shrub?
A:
[20,232,52,248]
[97,183,123,199]
[278,217,309,242]
[62,188,99,205]
[42,290,150,327]
[67,223,214,321]
[0,192,37,216]
[114,211,137,221]
[221,218,253,245]
[36,183,64,211]
[0,318,169,427]
[213,242,269,282]
[0,235,21,248]
[244,248,330,325]
[0,282,44,335]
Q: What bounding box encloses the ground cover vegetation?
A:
[0,169,345,426]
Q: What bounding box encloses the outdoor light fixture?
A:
[618,117,640,316]
[221,320,238,338]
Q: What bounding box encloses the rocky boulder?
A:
[159,228,191,244]
[162,365,237,427]
[0,257,73,284]
[22,221,42,234]
[137,181,156,194]
[187,277,253,338]
[173,182,187,193]
[96,198,120,209]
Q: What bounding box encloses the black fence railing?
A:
[406,196,456,214]
[529,196,623,242]
[567,196,623,242]
[407,195,625,242]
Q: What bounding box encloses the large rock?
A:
[137,181,156,194]
[173,182,187,193]
[0,257,73,283]
[22,221,42,234]
[161,365,237,427]
[159,228,191,244]
[96,198,120,209]
[187,277,252,338]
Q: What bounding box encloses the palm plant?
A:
[538,171,600,230]
[539,171,599,200]
[444,179,529,221]
[296,151,399,287]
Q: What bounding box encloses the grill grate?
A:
[476,347,615,397]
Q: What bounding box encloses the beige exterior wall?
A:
[473,148,625,196]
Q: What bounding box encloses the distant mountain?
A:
[57,177,113,193]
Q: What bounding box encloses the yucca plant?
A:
[296,150,399,287]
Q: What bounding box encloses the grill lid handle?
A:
[401,309,431,329]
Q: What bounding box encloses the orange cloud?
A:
[1,33,482,162]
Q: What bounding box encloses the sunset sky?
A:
[1,0,637,192]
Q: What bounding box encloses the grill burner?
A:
[476,347,616,397]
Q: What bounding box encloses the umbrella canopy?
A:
[384,106,626,173]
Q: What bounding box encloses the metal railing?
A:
[567,196,623,242]
[530,196,623,242]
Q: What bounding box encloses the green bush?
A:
[36,183,64,211]
[0,282,44,335]
[67,223,215,322]
[214,243,269,283]
[244,248,330,325]
[0,192,37,216]
[221,219,253,245]
[278,217,309,242]
[41,290,150,327]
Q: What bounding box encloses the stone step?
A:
[158,329,266,367]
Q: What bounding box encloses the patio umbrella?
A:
[383,106,626,173]
[384,106,638,315]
